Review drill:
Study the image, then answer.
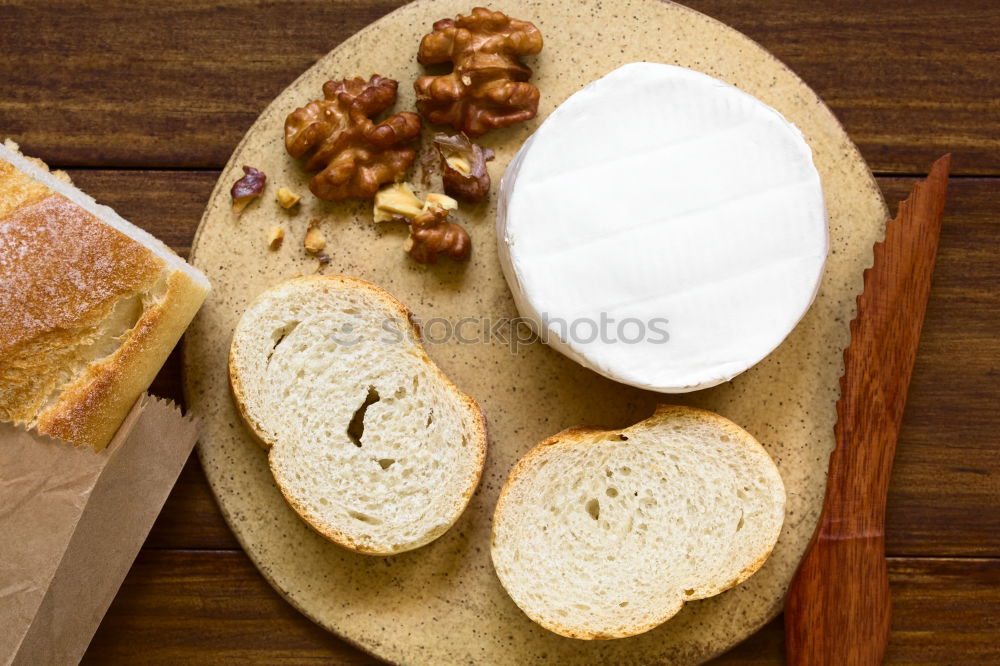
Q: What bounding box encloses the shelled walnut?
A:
[285,76,422,200]
[414,7,543,137]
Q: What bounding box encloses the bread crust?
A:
[0,145,209,449]
[36,270,209,449]
[491,405,785,639]
[229,274,487,555]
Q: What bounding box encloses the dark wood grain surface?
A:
[786,159,951,665]
[2,0,998,663]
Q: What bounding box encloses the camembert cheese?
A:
[497,63,828,392]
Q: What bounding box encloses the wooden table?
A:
[3,0,997,662]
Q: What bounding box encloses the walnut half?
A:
[414,8,543,137]
[285,75,422,201]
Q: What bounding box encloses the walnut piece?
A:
[405,205,471,264]
[285,75,422,200]
[231,166,266,214]
[267,225,285,250]
[415,8,543,137]
[276,187,301,209]
[372,183,465,262]
[373,183,424,222]
[433,132,494,202]
[304,219,326,254]
[373,184,457,224]
[424,192,459,211]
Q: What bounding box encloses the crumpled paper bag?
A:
[0,394,199,665]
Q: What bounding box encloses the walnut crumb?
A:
[231,165,267,214]
[276,187,301,209]
[267,225,285,250]
[304,219,326,254]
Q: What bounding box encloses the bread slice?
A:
[490,405,785,639]
[0,140,210,449]
[229,275,487,555]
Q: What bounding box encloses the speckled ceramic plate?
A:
[183,0,887,663]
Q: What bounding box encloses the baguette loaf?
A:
[491,405,785,639]
[0,140,210,449]
[229,275,487,555]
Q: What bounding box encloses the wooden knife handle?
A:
[784,155,951,666]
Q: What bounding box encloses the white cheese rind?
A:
[497,63,828,393]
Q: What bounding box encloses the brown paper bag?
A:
[0,394,199,666]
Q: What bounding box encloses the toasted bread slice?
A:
[229,275,486,555]
[491,405,785,639]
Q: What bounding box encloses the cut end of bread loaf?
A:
[490,405,785,639]
[229,275,487,555]
[0,139,210,449]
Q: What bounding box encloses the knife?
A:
[784,154,951,665]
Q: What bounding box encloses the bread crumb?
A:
[304,219,326,254]
[267,225,285,250]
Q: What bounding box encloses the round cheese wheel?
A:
[497,63,828,393]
